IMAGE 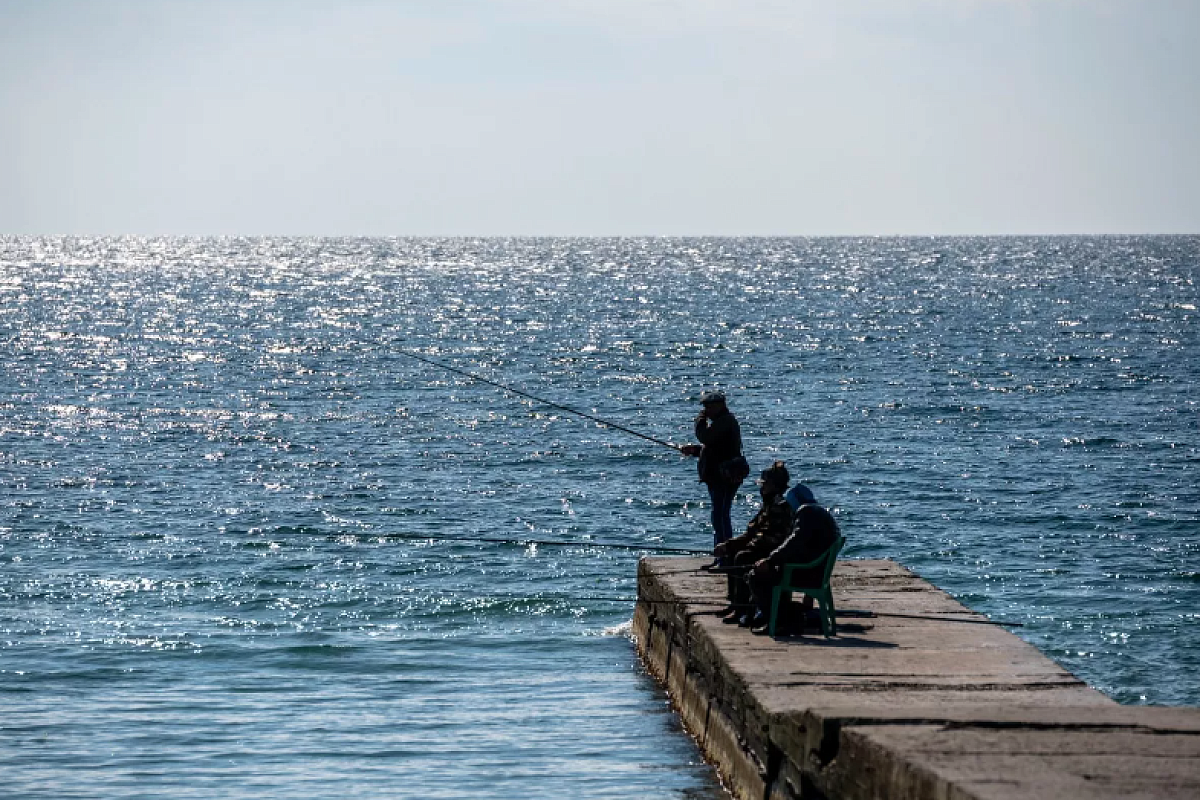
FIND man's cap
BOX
[699,389,726,404]
[785,483,816,509]
[759,461,789,487]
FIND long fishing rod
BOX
[844,610,1024,628]
[430,590,718,605]
[379,530,709,555]
[398,348,684,453]
[373,530,709,556]
[397,590,1026,624]
[255,526,711,556]
[388,590,1026,623]
[397,588,726,605]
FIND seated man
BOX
[714,461,793,625]
[746,485,840,634]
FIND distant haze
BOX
[2,0,1197,236]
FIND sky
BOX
[1,0,1198,236]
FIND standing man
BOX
[680,390,745,561]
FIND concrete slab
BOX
[634,557,1200,800]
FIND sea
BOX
[1,236,1197,799]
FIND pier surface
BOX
[634,557,1200,800]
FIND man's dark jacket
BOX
[694,407,742,485]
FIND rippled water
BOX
[2,236,1197,797]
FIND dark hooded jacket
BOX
[765,502,840,584]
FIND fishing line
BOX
[397,347,684,452]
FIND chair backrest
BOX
[785,484,816,511]
[820,536,846,587]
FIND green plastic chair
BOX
[768,536,845,638]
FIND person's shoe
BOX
[741,612,765,629]
[715,605,736,617]
[720,608,741,624]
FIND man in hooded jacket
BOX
[747,486,840,634]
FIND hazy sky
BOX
[2,0,1197,235]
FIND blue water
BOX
[2,236,1197,798]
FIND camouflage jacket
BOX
[724,495,793,559]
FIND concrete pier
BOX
[634,557,1200,800]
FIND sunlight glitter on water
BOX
[1,235,1197,798]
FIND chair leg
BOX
[769,587,782,637]
[820,592,836,637]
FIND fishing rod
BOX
[641,603,1023,627]
[371,530,709,556]
[430,590,721,605]
[252,526,710,556]
[671,603,1024,628]
[389,590,1026,623]
[397,348,684,453]
[842,610,1024,628]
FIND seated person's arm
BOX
[754,530,798,574]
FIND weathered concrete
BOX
[634,557,1200,800]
